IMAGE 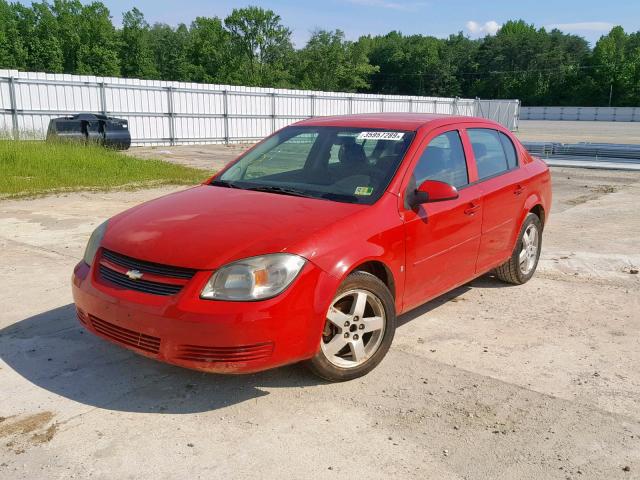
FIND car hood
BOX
[102,185,366,270]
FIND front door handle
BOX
[514,184,525,196]
[464,203,481,216]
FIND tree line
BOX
[1,1,639,106]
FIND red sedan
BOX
[72,114,551,381]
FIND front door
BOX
[402,128,483,310]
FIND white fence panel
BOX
[521,106,640,122]
[0,69,520,145]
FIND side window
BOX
[467,129,509,180]
[413,130,468,188]
[244,132,318,179]
[499,132,518,169]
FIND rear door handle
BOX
[464,203,481,216]
[514,185,525,196]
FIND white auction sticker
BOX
[357,131,405,141]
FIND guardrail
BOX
[522,141,640,171]
[0,69,520,146]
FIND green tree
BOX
[186,16,236,83]
[51,0,81,72]
[119,7,157,79]
[50,0,119,76]
[588,26,640,106]
[224,6,293,86]
[295,29,377,91]
[76,2,120,76]
[12,2,63,73]
[364,31,451,96]
[150,23,191,81]
[469,20,590,105]
[0,1,27,69]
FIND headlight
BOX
[83,220,108,266]
[201,254,306,301]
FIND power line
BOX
[372,64,605,79]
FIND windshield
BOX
[215,126,415,204]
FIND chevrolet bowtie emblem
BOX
[125,269,144,280]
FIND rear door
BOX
[401,127,483,310]
[464,128,529,272]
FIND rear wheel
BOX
[306,271,396,382]
[494,212,542,285]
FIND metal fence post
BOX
[453,97,459,115]
[8,76,19,140]
[271,92,276,133]
[310,95,315,117]
[349,96,353,114]
[99,82,108,116]
[222,90,230,144]
[166,86,176,146]
[408,98,413,113]
[379,97,384,113]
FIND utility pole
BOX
[608,83,613,107]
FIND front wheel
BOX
[494,212,543,285]
[306,271,396,382]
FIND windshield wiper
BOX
[245,185,316,198]
[321,192,360,203]
[210,179,242,189]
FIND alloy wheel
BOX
[519,223,539,275]
[321,289,386,368]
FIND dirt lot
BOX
[1,161,639,479]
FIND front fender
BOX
[294,194,406,314]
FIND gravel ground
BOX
[0,165,639,479]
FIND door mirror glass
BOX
[412,180,459,207]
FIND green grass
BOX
[0,140,206,198]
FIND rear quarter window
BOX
[499,132,518,169]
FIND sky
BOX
[95,0,639,46]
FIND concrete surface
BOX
[543,158,640,171]
[1,168,639,479]
[125,143,248,173]
[516,120,640,145]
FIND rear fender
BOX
[510,192,544,250]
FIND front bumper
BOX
[71,257,337,373]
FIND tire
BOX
[494,212,543,285]
[306,271,396,382]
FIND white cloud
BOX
[465,20,501,37]
[546,22,615,33]
[346,0,428,11]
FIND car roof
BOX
[294,113,500,131]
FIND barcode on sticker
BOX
[357,131,405,141]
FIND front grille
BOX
[175,342,274,363]
[90,315,161,354]
[99,265,183,296]
[102,249,196,279]
[76,308,88,326]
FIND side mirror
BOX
[411,180,459,207]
